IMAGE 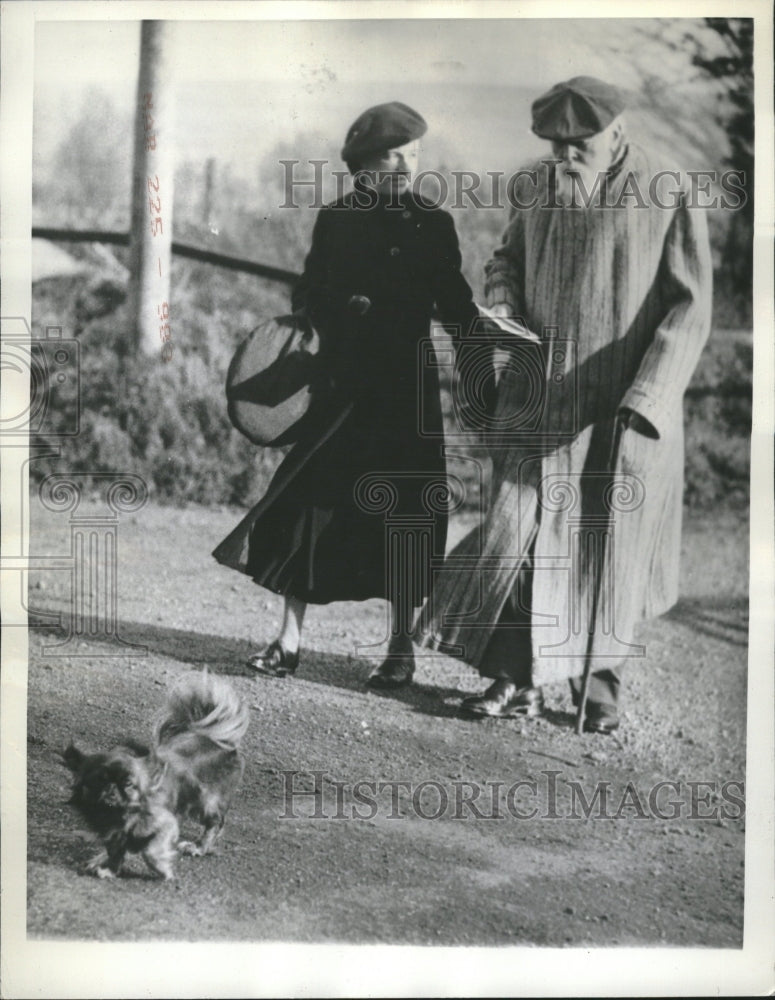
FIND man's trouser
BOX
[478,550,622,707]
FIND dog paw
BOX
[177,840,203,857]
[88,865,116,879]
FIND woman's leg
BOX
[279,594,307,653]
[366,599,415,689]
[387,599,414,656]
[247,594,307,676]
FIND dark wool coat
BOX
[213,185,478,605]
[418,144,713,684]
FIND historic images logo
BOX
[278,159,748,212]
[1,318,148,655]
[279,770,746,823]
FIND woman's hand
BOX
[486,303,514,320]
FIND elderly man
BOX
[420,77,712,734]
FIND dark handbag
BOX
[226,313,322,447]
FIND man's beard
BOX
[553,162,606,207]
[552,132,626,207]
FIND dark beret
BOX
[531,76,626,142]
[341,101,427,168]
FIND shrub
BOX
[31,228,750,514]
[31,285,287,507]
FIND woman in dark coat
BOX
[214,102,479,688]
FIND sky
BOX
[34,15,729,184]
[34,17,676,92]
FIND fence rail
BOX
[30,225,752,409]
[32,226,299,286]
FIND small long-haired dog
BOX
[60,671,250,881]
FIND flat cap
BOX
[341,101,427,167]
[531,76,626,141]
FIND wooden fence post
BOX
[202,157,216,231]
[127,20,175,360]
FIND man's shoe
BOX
[460,680,544,719]
[582,702,620,735]
[247,640,299,678]
[366,656,415,690]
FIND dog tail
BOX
[155,671,249,752]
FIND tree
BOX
[50,88,132,227]
[691,18,753,297]
[620,17,753,311]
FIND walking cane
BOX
[575,631,596,735]
[576,417,624,734]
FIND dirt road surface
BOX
[25,499,747,947]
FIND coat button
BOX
[390,246,400,256]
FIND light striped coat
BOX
[419,143,713,685]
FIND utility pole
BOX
[127,21,175,360]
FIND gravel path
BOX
[25,499,747,947]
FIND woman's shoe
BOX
[247,640,299,678]
[366,655,415,689]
